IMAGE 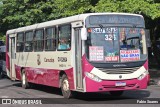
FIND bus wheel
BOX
[109,91,124,96]
[0,71,4,79]
[21,70,29,89]
[61,74,72,98]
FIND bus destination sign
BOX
[89,15,144,26]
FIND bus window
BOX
[34,29,44,51]
[58,25,71,50]
[25,31,33,52]
[45,27,56,51]
[17,33,24,52]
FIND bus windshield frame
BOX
[85,27,147,63]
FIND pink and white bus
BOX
[6,13,150,98]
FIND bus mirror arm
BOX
[81,28,87,40]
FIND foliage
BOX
[0,0,92,34]
[0,33,5,42]
[0,1,2,15]
[93,0,160,20]
[48,0,92,19]
[0,1,4,41]
[1,0,54,29]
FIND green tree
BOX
[0,0,92,35]
[93,0,160,19]
[0,0,4,41]
[1,0,54,29]
[47,0,92,20]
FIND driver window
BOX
[58,24,71,50]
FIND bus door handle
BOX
[63,52,68,54]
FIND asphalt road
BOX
[0,78,160,107]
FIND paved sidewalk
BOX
[149,68,160,86]
[148,55,160,86]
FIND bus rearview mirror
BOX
[81,28,87,40]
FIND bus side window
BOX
[45,27,56,51]
[17,33,24,52]
[58,24,71,50]
[25,31,33,52]
[34,29,44,52]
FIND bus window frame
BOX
[45,26,57,51]
[16,32,24,52]
[24,30,34,52]
[57,24,71,51]
[34,29,45,52]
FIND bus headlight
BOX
[85,72,102,82]
[137,71,148,80]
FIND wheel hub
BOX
[63,79,69,91]
[22,73,26,85]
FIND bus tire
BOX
[21,70,29,89]
[61,74,72,98]
[109,91,124,96]
[0,71,4,79]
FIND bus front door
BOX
[74,28,83,90]
[9,36,16,80]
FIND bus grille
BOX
[98,67,140,74]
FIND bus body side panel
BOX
[6,35,10,77]
[14,51,75,90]
[144,60,150,84]
[15,65,74,89]
[82,54,149,92]
[82,54,94,80]
[15,65,21,80]
[6,51,10,76]
[63,68,74,90]
[26,67,60,87]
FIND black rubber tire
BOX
[109,91,124,96]
[21,69,29,89]
[61,74,72,98]
[0,71,4,79]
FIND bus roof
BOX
[6,13,143,34]
[6,29,17,35]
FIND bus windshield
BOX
[86,27,147,63]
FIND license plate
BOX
[115,82,126,86]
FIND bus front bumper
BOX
[85,74,149,92]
